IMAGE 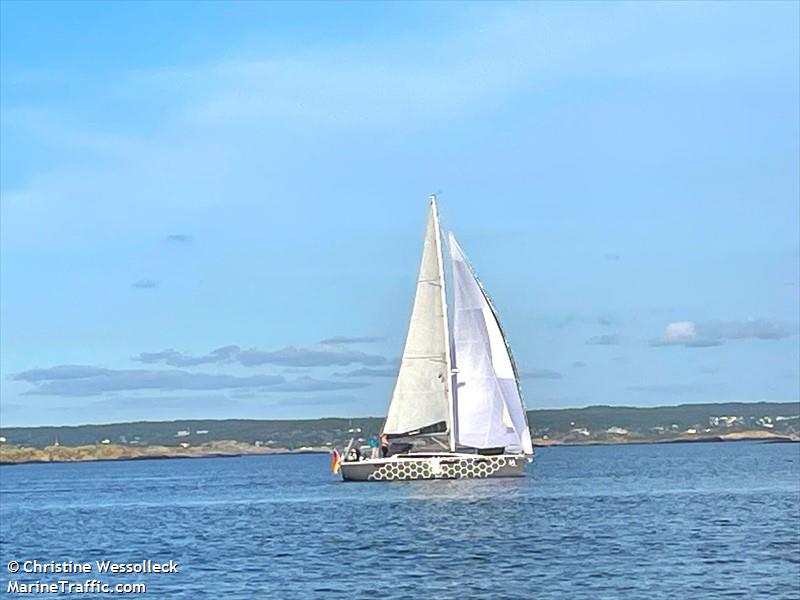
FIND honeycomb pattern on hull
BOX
[367,456,515,481]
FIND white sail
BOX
[449,233,533,454]
[383,198,452,437]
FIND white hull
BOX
[339,453,530,482]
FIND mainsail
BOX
[449,233,533,454]
[383,198,453,439]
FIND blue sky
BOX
[1,1,798,427]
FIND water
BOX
[1,442,798,599]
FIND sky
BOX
[1,1,798,427]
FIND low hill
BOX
[1,401,797,450]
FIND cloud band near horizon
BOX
[11,365,369,397]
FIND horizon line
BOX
[1,399,798,431]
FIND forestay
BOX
[449,234,533,454]
[383,199,452,437]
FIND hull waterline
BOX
[339,453,530,482]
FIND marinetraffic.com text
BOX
[4,559,180,595]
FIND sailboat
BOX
[339,196,533,481]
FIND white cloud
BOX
[651,319,797,347]
[12,365,370,396]
[664,321,698,343]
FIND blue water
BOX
[1,442,798,599]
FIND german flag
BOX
[331,449,341,474]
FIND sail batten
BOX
[382,198,452,438]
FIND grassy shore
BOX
[1,429,796,465]
[0,440,330,465]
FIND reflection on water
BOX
[1,442,798,599]
[399,473,529,501]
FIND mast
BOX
[430,195,456,452]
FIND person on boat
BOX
[380,433,389,458]
[368,436,379,459]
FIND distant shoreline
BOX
[1,402,797,464]
[531,433,800,447]
[1,432,797,466]
[0,449,332,466]
[0,442,331,467]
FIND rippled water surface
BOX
[1,442,798,599]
